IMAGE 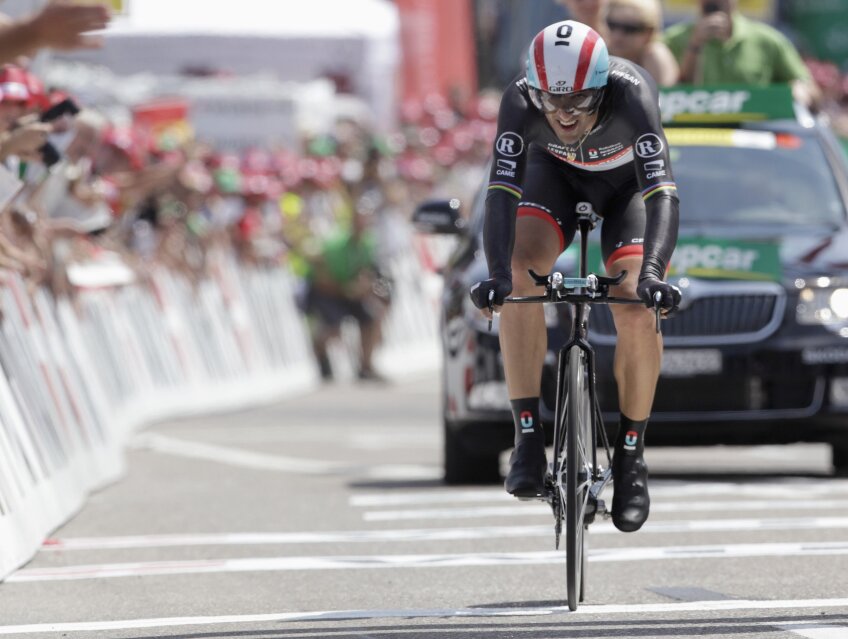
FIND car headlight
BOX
[796,286,848,325]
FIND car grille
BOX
[590,291,784,344]
[594,351,822,415]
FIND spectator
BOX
[663,0,820,107]
[606,0,678,86]
[0,1,110,64]
[556,0,610,40]
[303,201,389,382]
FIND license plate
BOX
[661,349,722,377]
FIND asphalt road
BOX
[1,371,847,638]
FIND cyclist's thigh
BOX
[599,188,646,282]
[517,148,581,261]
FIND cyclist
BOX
[470,20,680,533]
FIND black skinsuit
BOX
[484,57,679,280]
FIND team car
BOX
[415,87,848,483]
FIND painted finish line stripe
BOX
[42,517,848,551]
[132,433,439,480]
[10,541,848,582]
[778,624,848,639]
[350,480,848,506]
[1,600,848,635]
[363,499,848,521]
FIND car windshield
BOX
[668,128,846,228]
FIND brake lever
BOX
[654,291,663,334]
[487,289,495,332]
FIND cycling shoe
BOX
[611,452,650,532]
[505,438,547,498]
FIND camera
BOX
[38,97,80,167]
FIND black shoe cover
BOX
[505,438,547,498]
[612,452,650,532]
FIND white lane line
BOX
[131,433,439,479]
[362,499,848,521]
[777,625,848,639]
[41,517,848,551]
[1,599,848,635]
[9,542,848,582]
[350,481,848,506]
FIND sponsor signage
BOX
[670,238,782,281]
[659,85,795,123]
[580,237,782,282]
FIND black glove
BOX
[470,276,512,310]
[636,278,681,313]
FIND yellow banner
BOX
[72,0,127,15]
[662,0,774,20]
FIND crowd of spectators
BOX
[0,1,499,382]
[3,0,848,384]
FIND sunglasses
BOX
[528,87,604,114]
[606,19,651,35]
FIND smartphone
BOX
[39,98,81,123]
[703,1,722,13]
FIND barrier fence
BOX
[0,249,440,580]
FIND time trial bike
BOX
[500,201,668,611]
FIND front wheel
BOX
[565,346,593,610]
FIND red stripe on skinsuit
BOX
[518,206,565,252]
[573,30,598,91]
[534,32,548,90]
[605,245,644,274]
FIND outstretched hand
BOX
[27,1,112,52]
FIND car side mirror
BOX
[412,198,466,235]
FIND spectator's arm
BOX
[643,41,680,87]
[768,32,822,109]
[0,1,110,62]
[0,122,52,162]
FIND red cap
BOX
[24,71,49,110]
[0,66,30,104]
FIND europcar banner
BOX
[585,238,782,281]
[659,85,796,124]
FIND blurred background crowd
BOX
[0,0,847,381]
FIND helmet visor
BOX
[529,87,604,114]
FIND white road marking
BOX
[1,599,847,634]
[10,542,848,582]
[132,433,439,479]
[349,480,848,507]
[41,517,848,551]
[777,624,848,639]
[362,499,848,521]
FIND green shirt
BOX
[316,228,376,286]
[664,13,811,85]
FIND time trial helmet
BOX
[525,21,609,95]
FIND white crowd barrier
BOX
[0,248,441,580]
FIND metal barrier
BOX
[0,248,440,580]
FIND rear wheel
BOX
[443,420,502,484]
[565,346,592,611]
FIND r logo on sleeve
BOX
[496,132,524,157]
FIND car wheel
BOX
[832,439,848,477]
[444,420,502,484]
